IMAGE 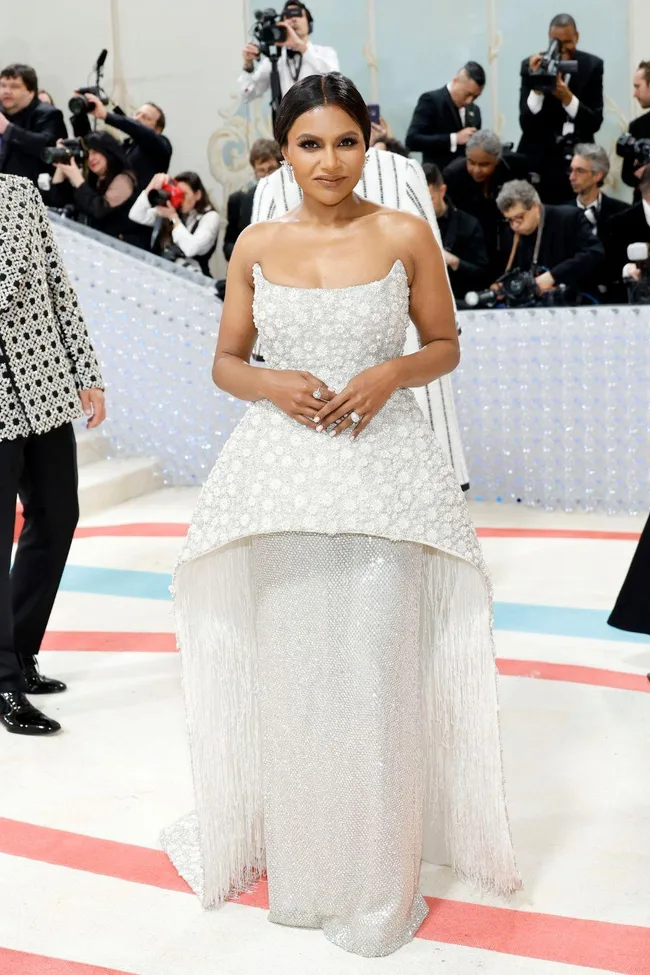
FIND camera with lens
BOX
[252,8,288,56]
[616,133,650,169]
[465,269,570,309]
[521,38,578,93]
[624,242,650,304]
[41,138,86,166]
[68,86,109,117]
[147,178,185,209]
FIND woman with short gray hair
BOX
[443,132,531,280]
[496,179,541,213]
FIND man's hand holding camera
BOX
[79,90,109,120]
[535,271,555,292]
[551,75,573,107]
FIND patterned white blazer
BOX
[251,148,469,488]
[0,175,103,441]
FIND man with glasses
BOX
[494,179,604,299]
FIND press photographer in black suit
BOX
[621,62,650,200]
[405,62,485,170]
[604,169,650,302]
[518,14,604,203]
[0,64,67,185]
[223,139,282,261]
[443,130,530,282]
[423,163,489,299]
[495,180,604,299]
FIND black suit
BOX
[566,194,629,299]
[518,50,604,203]
[499,205,604,293]
[0,96,67,186]
[443,153,531,281]
[621,112,650,200]
[437,202,489,298]
[405,87,481,170]
[223,185,256,261]
[603,202,650,302]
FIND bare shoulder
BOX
[373,206,430,239]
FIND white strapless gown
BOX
[162,260,520,957]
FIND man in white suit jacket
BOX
[251,146,470,489]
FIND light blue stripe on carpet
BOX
[59,565,650,644]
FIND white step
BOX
[75,429,110,468]
[78,457,159,517]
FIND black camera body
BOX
[616,133,650,169]
[521,39,578,93]
[465,269,571,309]
[69,86,109,118]
[42,138,86,166]
[253,9,289,56]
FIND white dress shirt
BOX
[238,43,340,103]
[447,83,466,155]
[527,78,579,136]
[129,190,220,258]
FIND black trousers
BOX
[608,512,650,638]
[0,423,79,691]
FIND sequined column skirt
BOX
[251,531,428,957]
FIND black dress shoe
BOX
[0,691,61,735]
[20,655,67,694]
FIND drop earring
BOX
[284,160,294,183]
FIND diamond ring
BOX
[312,388,323,401]
[350,411,362,424]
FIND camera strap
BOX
[286,49,303,81]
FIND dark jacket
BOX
[603,202,650,301]
[223,185,256,261]
[517,50,604,201]
[49,173,141,247]
[566,194,629,299]
[499,204,605,292]
[74,109,172,192]
[621,112,650,198]
[0,96,67,185]
[437,202,490,297]
[443,153,530,281]
[405,87,482,169]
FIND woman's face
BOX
[177,181,201,214]
[466,148,498,184]
[87,149,108,178]
[283,104,366,206]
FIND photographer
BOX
[424,163,489,299]
[48,131,140,245]
[405,62,485,170]
[443,130,530,282]
[568,144,628,238]
[130,171,219,276]
[74,93,172,192]
[518,14,603,204]
[239,3,339,104]
[224,139,282,261]
[495,179,604,299]
[0,64,67,185]
[605,169,650,302]
[621,62,650,199]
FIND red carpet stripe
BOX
[2,819,649,973]
[0,948,136,975]
[417,897,650,974]
[13,513,645,544]
[40,632,650,693]
[476,527,641,541]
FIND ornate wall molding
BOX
[486,0,504,136]
[363,0,379,103]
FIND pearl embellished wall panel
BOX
[52,218,247,486]
[454,307,650,515]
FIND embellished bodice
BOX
[252,260,410,391]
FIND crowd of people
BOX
[1,5,650,302]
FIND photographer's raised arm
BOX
[238,57,273,103]
[2,107,67,159]
[573,61,604,134]
[104,112,170,168]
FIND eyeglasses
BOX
[505,211,529,227]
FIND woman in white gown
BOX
[162,74,520,957]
